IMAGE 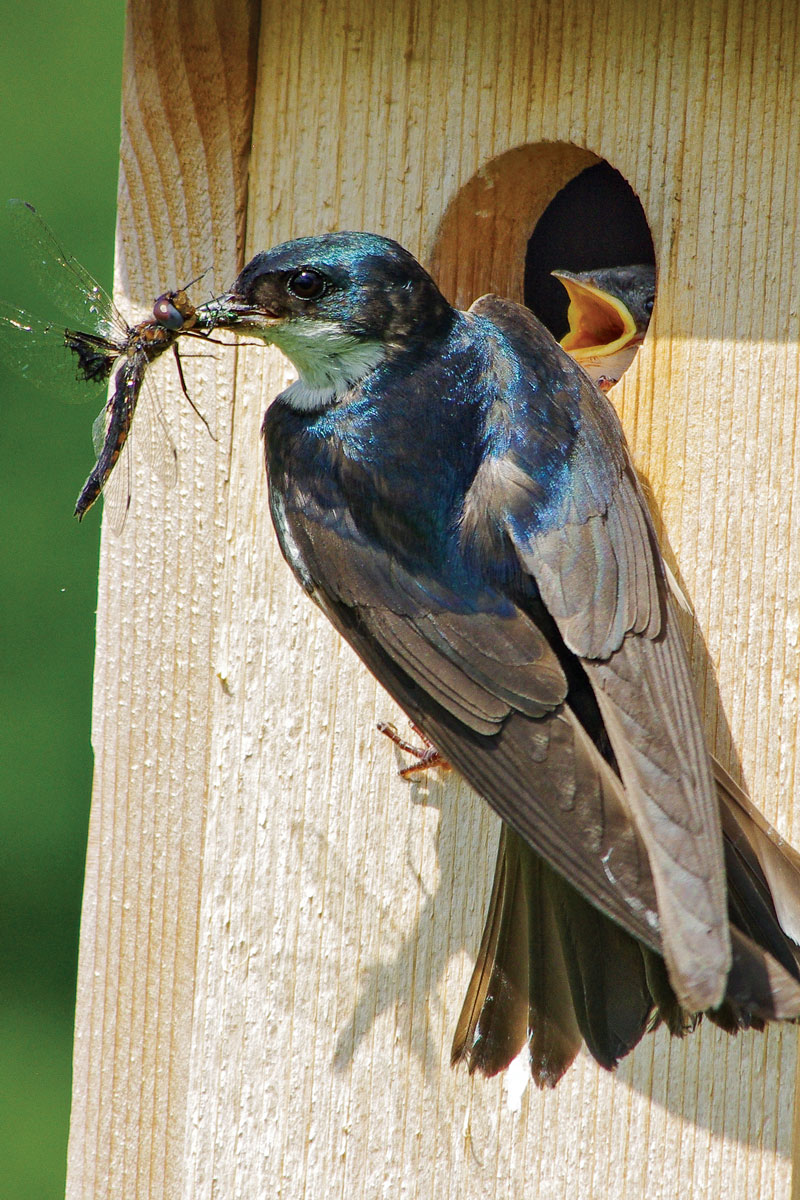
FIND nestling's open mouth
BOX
[552,270,640,360]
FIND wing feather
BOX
[469,294,729,1008]
[316,589,663,950]
[365,608,509,733]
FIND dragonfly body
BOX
[68,288,201,523]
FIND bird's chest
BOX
[264,396,479,576]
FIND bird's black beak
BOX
[199,291,284,337]
[551,270,640,362]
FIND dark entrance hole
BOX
[524,161,656,341]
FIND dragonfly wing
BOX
[99,436,133,535]
[0,301,110,404]
[137,364,179,488]
[91,406,107,458]
[5,200,124,339]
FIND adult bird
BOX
[552,263,655,390]
[211,233,800,1086]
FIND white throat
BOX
[270,318,386,411]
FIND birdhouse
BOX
[67,3,800,1198]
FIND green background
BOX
[0,4,125,1195]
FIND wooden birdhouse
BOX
[67,3,800,1198]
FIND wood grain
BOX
[65,4,259,1198]
[69,1,800,1197]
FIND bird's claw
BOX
[377,721,451,777]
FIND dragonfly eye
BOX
[153,294,185,329]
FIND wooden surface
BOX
[67,1,800,1198]
[65,4,260,1198]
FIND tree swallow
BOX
[211,234,800,1086]
[552,264,655,390]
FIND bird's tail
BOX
[451,760,800,1086]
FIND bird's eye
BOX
[643,295,655,317]
[288,269,327,300]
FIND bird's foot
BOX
[377,721,452,777]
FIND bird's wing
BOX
[279,494,662,951]
[463,295,729,1009]
[714,756,800,950]
[300,520,800,1023]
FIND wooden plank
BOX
[69,0,800,1197]
[192,2,800,1197]
[65,3,259,1198]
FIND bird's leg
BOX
[377,721,452,778]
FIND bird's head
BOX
[551,264,655,389]
[211,232,454,410]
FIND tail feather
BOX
[451,825,531,1076]
[545,865,653,1069]
[453,759,800,1083]
[714,757,800,948]
[452,827,582,1086]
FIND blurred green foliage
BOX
[0,3,125,1195]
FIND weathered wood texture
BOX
[68,1,800,1198]
[65,3,260,1198]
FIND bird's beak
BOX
[551,271,641,363]
[201,292,284,337]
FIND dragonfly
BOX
[0,200,223,532]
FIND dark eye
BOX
[288,268,327,300]
[153,294,185,329]
[643,294,655,317]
